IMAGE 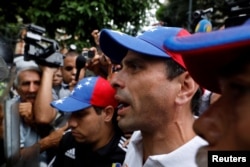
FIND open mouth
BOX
[117,102,129,110]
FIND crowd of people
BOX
[0,15,250,167]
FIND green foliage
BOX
[156,0,190,28]
[0,0,160,51]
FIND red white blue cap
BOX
[163,21,250,93]
[51,76,117,112]
[99,26,191,69]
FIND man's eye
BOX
[21,82,30,86]
[127,62,140,70]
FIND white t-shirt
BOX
[123,130,207,167]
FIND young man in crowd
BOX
[99,27,207,166]
[50,76,126,167]
[164,22,250,167]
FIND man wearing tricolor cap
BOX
[164,22,250,166]
[99,26,207,167]
[50,76,126,167]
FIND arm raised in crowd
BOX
[34,66,58,124]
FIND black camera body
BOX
[82,50,95,61]
[24,24,63,67]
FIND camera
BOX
[23,24,64,67]
[82,50,95,61]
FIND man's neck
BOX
[141,115,196,163]
[92,126,115,151]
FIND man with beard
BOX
[164,21,250,167]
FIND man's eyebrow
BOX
[122,56,145,65]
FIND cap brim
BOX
[51,96,91,113]
[164,24,250,93]
[100,29,170,63]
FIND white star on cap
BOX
[77,84,83,89]
[55,99,64,104]
[84,81,90,86]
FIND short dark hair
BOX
[92,105,124,134]
[92,106,103,115]
[63,50,79,59]
[164,58,202,114]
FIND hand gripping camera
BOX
[23,24,63,67]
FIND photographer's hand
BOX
[85,47,112,79]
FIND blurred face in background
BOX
[53,68,63,87]
[194,59,250,166]
[16,70,41,104]
[61,55,77,84]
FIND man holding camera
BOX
[34,50,84,128]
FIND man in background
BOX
[163,22,250,166]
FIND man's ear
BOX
[175,71,199,105]
[103,106,114,122]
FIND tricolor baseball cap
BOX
[163,21,250,93]
[99,26,191,69]
[51,76,117,112]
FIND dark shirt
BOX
[52,131,126,167]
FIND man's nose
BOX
[72,67,77,75]
[68,115,77,128]
[110,72,124,89]
[28,83,38,92]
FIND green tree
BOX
[0,0,161,51]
